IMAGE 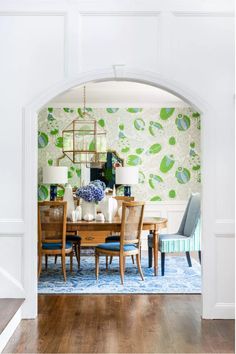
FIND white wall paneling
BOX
[0,0,234,324]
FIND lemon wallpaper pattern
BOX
[38,107,201,201]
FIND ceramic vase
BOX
[99,196,118,221]
[63,184,75,219]
[81,200,96,220]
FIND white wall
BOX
[0,0,234,320]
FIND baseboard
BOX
[0,307,22,353]
[213,302,235,319]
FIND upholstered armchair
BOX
[148,193,201,276]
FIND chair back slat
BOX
[120,202,145,247]
[38,201,67,247]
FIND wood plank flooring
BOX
[0,299,24,335]
[3,295,234,353]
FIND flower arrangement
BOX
[76,180,105,203]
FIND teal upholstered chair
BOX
[148,193,201,276]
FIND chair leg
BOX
[198,250,201,264]
[161,252,165,276]
[95,252,99,280]
[45,255,48,270]
[148,246,153,268]
[119,256,124,285]
[123,256,126,271]
[70,252,73,273]
[54,255,57,264]
[131,255,135,264]
[106,256,109,271]
[77,242,81,269]
[136,254,144,281]
[62,254,66,281]
[186,251,192,267]
[109,256,113,265]
[38,255,42,278]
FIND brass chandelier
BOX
[62,86,107,166]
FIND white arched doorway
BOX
[23,67,213,319]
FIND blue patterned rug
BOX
[38,254,201,294]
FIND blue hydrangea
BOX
[89,180,106,191]
[76,183,104,202]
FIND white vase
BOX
[81,200,96,220]
[99,196,118,221]
[63,184,75,219]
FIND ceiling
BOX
[49,81,188,107]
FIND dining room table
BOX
[67,216,168,276]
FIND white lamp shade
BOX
[43,166,68,184]
[115,167,139,185]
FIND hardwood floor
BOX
[4,295,234,353]
[0,299,24,335]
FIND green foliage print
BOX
[169,190,176,198]
[127,155,142,166]
[106,108,119,113]
[175,167,191,184]
[160,108,175,120]
[127,108,143,113]
[55,137,63,148]
[169,136,176,145]
[134,118,145,131]
[38,185,48,201]
[150,195,162,201]
[175,114,190,131]
[149,121,163,136]
[160,155,175,173]
[38,131,49,148]
[148,143,162,154]
[98,119,105,128]
[148,174,163,189]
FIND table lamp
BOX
[115,166,139,197]
[43,166,68,201]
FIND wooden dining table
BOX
[67,217,168,276]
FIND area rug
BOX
[38,255,201,294]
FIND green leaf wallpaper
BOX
[38,107,201,201]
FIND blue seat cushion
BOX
[148,233,200,253]
[66,235,81,242]
[105,235,120,243]
[42,242,73,250]
[96,242,137,252]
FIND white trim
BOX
[213,303,235,319]
[42,102,190,108]
[0,220,24,235]
[215,219,235,236]
[0,307,22,353]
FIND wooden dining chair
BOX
[105,196,135,266]
[38,201,73,281]
[95,201,145,284]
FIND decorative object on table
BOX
[148,193,201,276]
[62,86,107,166]
[76,180,105,220]
[96,213,105,222]
[83,213,95,221]
[99,192,118,221]
[63,183,75,219]
[43,166,68,201]
[75,205,82,221]
[115,166,139,197]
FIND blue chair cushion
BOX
[42,242,73,250]
[66,235,81,242]
[148,232,201,253]
[96,242,137,252]
[105,235,120,243]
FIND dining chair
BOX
[148,193,201,276]
[95,201,145,284]
[105,196,135,266]
[54,232,81,269]
[38,201,73,281]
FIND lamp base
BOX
[124,185,131,197]
[50,184,57,201]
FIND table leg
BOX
[153,229,159,276]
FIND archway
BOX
[23,67,209,319]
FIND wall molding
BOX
[215,219,235,236]
[213,302,235,319]
[79,11,161,17]
[172,11,234,17]
[0,220,24,235]
[0,11,68,77]
[0,307,22,353]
